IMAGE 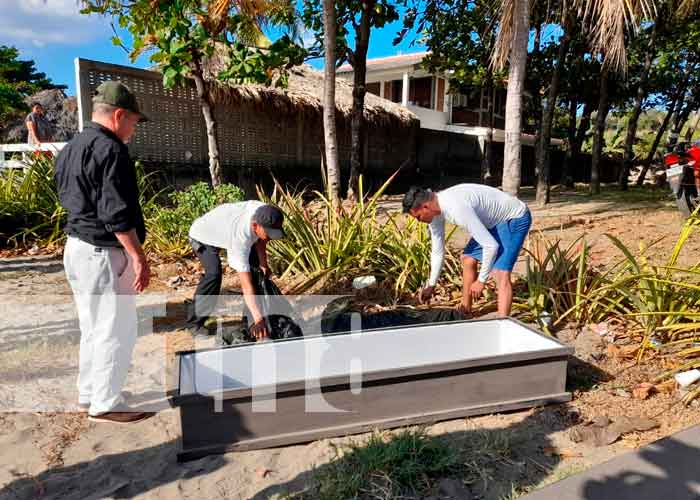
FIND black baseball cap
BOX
[92,81,149,122]
[253,204,285,240]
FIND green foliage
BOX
[81,0,306,90]
[301,0,399,65]
[146,181,245,256]
[259,174,461,299]
[0,154,65,246]
[303,428,461,500]
[0,45,64,122]
[398,0,505,96]
[374,215,462,296]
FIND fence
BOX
[0,143,66,169]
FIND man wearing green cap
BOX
[54,81,152,424]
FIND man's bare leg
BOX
[493,270,513,317]
[460,256,478,314]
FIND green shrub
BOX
[146,181,245,256]
[0,154,65,247]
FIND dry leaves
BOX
[543,447,583,458]
[607,344,639,360]
[632,383,657,400]
[654,379,677,394]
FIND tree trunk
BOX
[684,113,700,142]
[502,0,530,196]
[535,17,571,204]
[635,99,677,186]
[562,97,578,188]
[671,93,699,139]
[322,0,341,205]
[591,67,610,195]
[346,3,373,201]
[530,22,543,143]
[191,59,222,187]
[620,21,659,190]
[482,75,495,184]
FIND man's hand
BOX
[114,229,149,293]
[132,253,150,293]
[250,318,270,340]
[456,299,472,316]
[260,266,272,279]
[419,285,435,304]
[470,281,485,300]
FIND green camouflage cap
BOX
[92,81,149,122]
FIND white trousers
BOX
[63,237,137,415]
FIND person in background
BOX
[25,102,54,146]
[187,202,286,341]
[403,184,532,317]
[54,81,152,424]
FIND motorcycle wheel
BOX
[677,182,698,217]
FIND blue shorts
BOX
[463,209,532,272]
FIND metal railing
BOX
[0,143,67,169]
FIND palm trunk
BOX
[536,17,571,204]
[346,2,373,201]
[502,0,530,196]
[591,67,610,195]
[562,97,578,188]
[620,21,659,190]
[635,99,677,186]
[191,58,222,187]
[322,0,341,205]
[482,75,495,184]
[530,22,543,141]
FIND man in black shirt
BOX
[55,81,152,424]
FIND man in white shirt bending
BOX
[403,184,531,317]
[187,202,285,340]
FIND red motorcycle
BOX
[663,141,700,217]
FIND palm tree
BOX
[492,0,656,197]
[322,0,341,206]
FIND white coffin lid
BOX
[179,319,565,396]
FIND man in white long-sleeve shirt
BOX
[403,184,531,317]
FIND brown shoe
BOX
[88,411,155,424]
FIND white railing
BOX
[0,143,67,169]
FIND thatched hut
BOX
[75,58,419,189]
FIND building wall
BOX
[76,58,416,193]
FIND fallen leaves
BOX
[654,379,677,394]
[632,383,657,400]
[607,344,639,361]
[543,447,583,458]
[569,415,659,447]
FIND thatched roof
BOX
[203,62,418,128]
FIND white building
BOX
[338,52,561,148]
